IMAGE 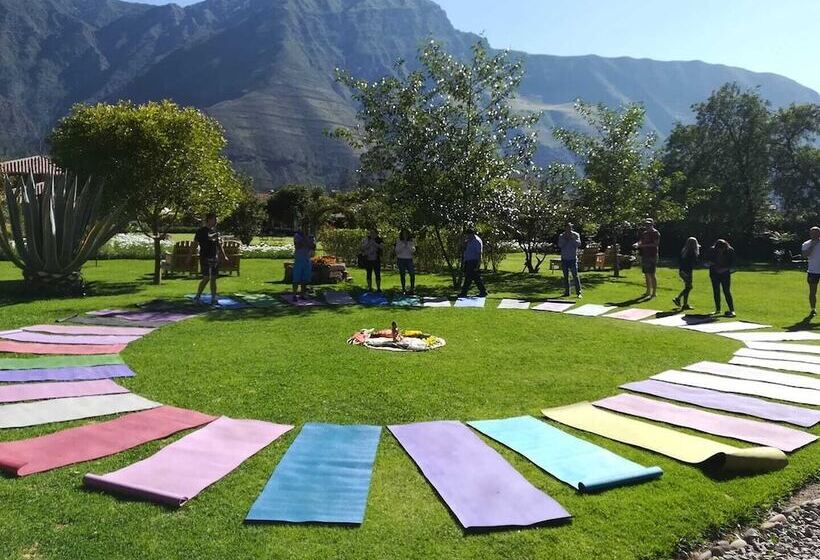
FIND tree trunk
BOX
[613,242,622,278]
[434,226,461,289]
[152,236,163,285]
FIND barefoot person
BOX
[673,237,699,310]
[361,229,384,293]
[634,218,660,299]
[708,239,736,317]
[395,229,416,295]
[803,226,820,317]
[192,213,227,305]
[557,222,582,298]
[292,226,316,300]
[458,229,487,298]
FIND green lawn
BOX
[0,257,818,560]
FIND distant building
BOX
[0,155,64,193]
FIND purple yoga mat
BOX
[388,421,571,529]
[623,379,820,428]
[110,311,197,323]
[0,364,135,383]
[84,417,293,506]
[0,331,141,346]
[0,379,128,403]
[595,394,816,453]
[23,325,154,336]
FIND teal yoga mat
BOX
[245,423,381,524]
[0,354,124,371]
[468,415,663,492]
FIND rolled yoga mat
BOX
[542,402,787,474]
[682,321,770,334]
[497,299,530,310]
[745,341,820,355]
[0,354,124,371]
[622,379,820,428]
[246,423,381,524]
[468,415,662,492]
[63,315,172,329]
[84,416,293,506]
[0,364,135,383]
[730,356,820,375]
[0,341,127,355]
[532,301,575,313]
[564,304,615,317]
[0,393,160,429]
[388,420,571,529]
[0,379,128,404]
[1,331,141,346]
[454,297,486,308]
[0,406,215,476]
[652,370,820,407]
[604,308,659,321]
[684,361,820,391]
[23,324,154,337]
[594,394,816,453]
[736,347,820,365]
[718,331,820,343]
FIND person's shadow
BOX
[784,315,820,331]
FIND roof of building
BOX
[0,155,63,176]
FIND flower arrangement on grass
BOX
[347,322,446,352]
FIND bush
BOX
[93,233,293,260]
[319,227,453,272]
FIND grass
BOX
[0,256,818,560]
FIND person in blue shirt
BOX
[458,229,487,298]
[292,227,316,300]
[557,222,582,298]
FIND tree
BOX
[333,40,540,287]
[223,177,266,245]
[769,104,820,225]
[266,185,335,234]
[554,101,682,275]
[50,100,243,284]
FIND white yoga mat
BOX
[745,342,820,355]
[683,321,770,334]
[497,299,530,310]
[653,370,820,407]
[719,331,820,343]
[0,394,160,429]
[736,347,820,365]
[730,356,820,375]
[643,314,712,327]
[683,361,820,391]
[564,304,615,317]
[532,301,575,313]
[423,297,452,308]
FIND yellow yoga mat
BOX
[542,403,787,474]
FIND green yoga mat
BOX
[0,354,124,371]
[234,293,284,308]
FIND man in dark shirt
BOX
[191,213,227,305]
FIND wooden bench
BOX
[221,240,241,276]
[162,241,199,277]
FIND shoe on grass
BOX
[724,311,736,318]
[576,293,583,299]
[682,304,693,310]
[811,309,817,317]
[672,296,681,307]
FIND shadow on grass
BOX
[783,315,820,332]
[0,279,145,307]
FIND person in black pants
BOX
[673,237,699,310]
[360,229,384,292]
[191,213,227,305]
[458,229,487,297]
[707,239,736,317]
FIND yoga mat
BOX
[746,341,820,355]
[0,393,160,429]
[454,297,486,308]
[564,304,615,317]
[497,299,530,310]
[643,314,716,327]
[684,361,820,391]
[23,325,153,336]
[84,417,293,506]
[358,292,389,306]
[107,311,198,323]
[0,340,127,355]
[543,402,787,474]
[64,315,171,329]
[423,297,452,308]
[0,331,141,346]
[0,354,124,370]
[594,394,816,453]
[730,356,820,375]
[468,416,662,492]
[719,331,820,343]
[0,379,128,404]
[391,295,422,307]
[604,308,659,321]
[185,294,248,309]
[0,364,135,383]
[281,294,323,307]
[682,321,770,333]
[388,421,571,529]
[234,293,284,308]
[532,301,575,313]
[323,291,356,305]
[622,379,820,428]
[736,347,820,365]
[652,370,820,407]
[0,406,215,476]
[245,423,381,524]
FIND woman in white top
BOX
[395,229,416,294]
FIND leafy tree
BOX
[266,185,335,234]
[223,177,266,245]
[769,104,820,225]
[50,100,243,284]
[333,40,540,287]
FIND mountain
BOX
[0,0,817,189]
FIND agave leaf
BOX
[2,176,32,265]
[0,196,26,270]
[52,173,67,257]
[20,174,44,269]
[40,177,60,272]
[60,175,79,265]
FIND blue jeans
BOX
[561,259,581,295]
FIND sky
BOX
[136,0,820,93]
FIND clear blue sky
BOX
[136,0,820,93]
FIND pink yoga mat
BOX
[84,417,293,506]
[0,341,127,355]
[0,379,128,404]
[23,325,154,336]
[1,331,141,346]
[605,308,659,321]
[0,406,215,476]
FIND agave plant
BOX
[0,173,122,294]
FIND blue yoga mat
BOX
[468,416,662,492]
[454,297,485,308]
[358,292,389,306]
[245,423,381,524]
[391,295,422,307]
[185,294,248,309]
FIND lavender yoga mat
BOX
[1,331,141,346]
[84,417,293,507]
[23,324,154,336]
[0,364,135,383]
[622,379,820,428]
[0,341,127,355]
[107,311,198,323]
[0,380,128,404]
[595,394,816,453]
[388,421,571,529]
[64,315,171,329]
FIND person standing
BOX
[360,229,384,293]
[395,229,416,295]
[673,237,699,310]
[557,222,582,298]
[633,218,660,299]
[708,239,736,317]
[458,229,487,298]
[291,227,316,300]
[192,213,227,305]
[802,226,820,317]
